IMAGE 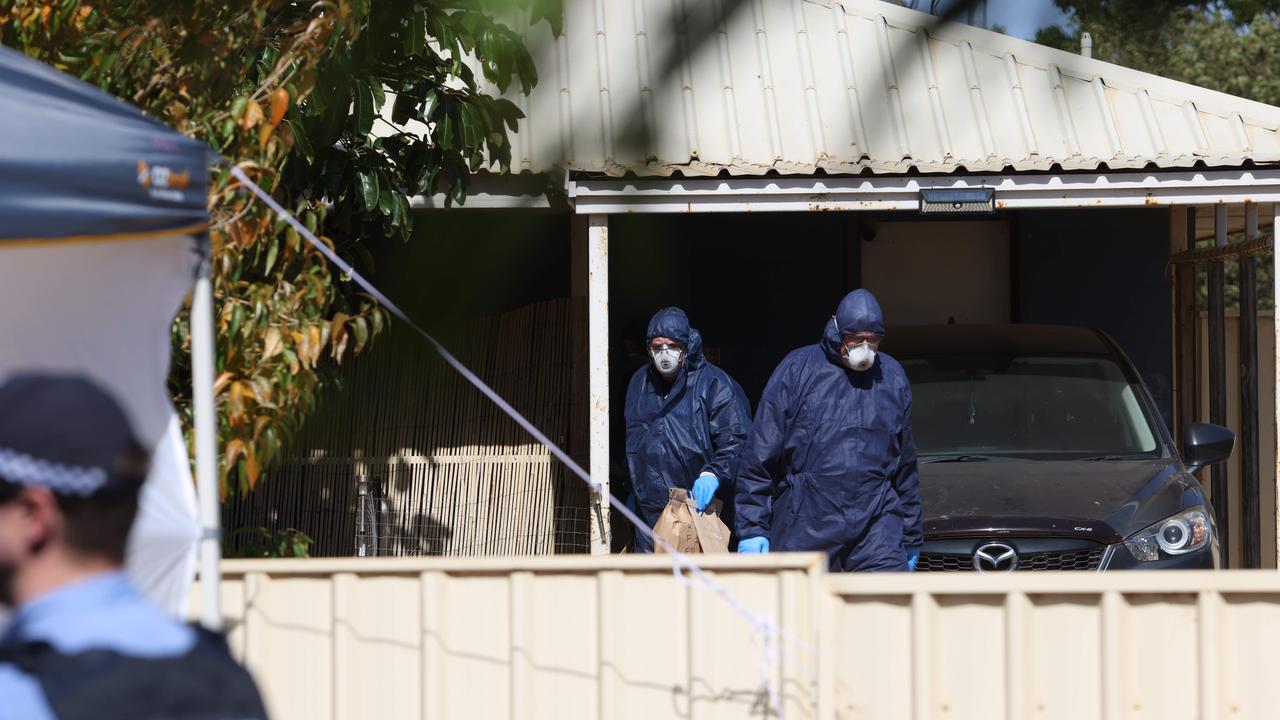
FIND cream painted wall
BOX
[860,220,1011,327]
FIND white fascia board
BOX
[410,173,553,210]
[568,169,1280,213]
[411,192,551,210]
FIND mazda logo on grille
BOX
[973,542,1018,573]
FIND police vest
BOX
[0,625,267,720]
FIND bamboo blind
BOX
[223,298,592,557]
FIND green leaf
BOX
[495,98,524,132]
[388,189,402,227]
[377,183,395,217]
[408,8,427,56]
[391,91,417,126]
[230,304,245,339]
[429,15,455,56]
[531,0,565,37]
[514,47,539,96]
[264,238,279,274]
[324,151,350,197]
[354,81,374,136]
[287,119,314,164]
[358,172,379,211]
[461,103,484,148]
[396,193,410,231]
[440,110,455,149]
[422,89,440,122]
[352,316,370,353]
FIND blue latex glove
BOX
[739,537,770,554]
[692,472,719,512]
[906,546,921,572]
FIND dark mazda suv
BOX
[883,325,1235,572]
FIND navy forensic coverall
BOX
[735,290,923,571]
[624,308,752,553]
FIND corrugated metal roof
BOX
[479,0,1280,177]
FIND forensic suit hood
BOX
[834,289,886,338]
[646,307,694,347]
[625,310,751,552]
[736,290,923,571]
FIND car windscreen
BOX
[899,354,1161,460]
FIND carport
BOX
[453,0,1280,565]
[318,0,1280,565]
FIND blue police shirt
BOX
[0,571,196,720]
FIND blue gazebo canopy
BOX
[0,44,210,243]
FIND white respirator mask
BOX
[842,342,876,372]
[834,317,877,372]
[650,346,684,379]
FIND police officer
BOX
[0,374,267,720]
[624,308,752,552]
[735,290,923,571]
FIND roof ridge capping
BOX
[821,0,1280,130]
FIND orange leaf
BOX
[241,99,264,131]
[269,87,290,128]
[329,313,349,359]
[262,327,283,361]
[257,123,274,151]
[245,446,261,490]
[308,325,323,367]
[228,381,247,420]
[212,372,234,397]
[223,439,246,474]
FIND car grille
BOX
[918,547,1106,572]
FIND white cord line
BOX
[225,163,813,714]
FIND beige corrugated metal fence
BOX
[194,557,1280,720]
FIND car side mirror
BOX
[1182,422,1235,474]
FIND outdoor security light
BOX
[919,188,996,215]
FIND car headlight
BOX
[1124,507,1211,562]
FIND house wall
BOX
[860,219,1012,326]
[367,209,571,325]
[608,213,859,405]
[1015,208,1174,424]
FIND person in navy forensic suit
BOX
[735,290,923,572]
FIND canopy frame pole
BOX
[192,257,222,629]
